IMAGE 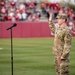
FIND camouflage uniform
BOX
[49,14,72,75]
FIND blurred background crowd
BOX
[0,0,75,22]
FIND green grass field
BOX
[0,38,75,75]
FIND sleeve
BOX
[49,20,55,34]
[61,29,72,59]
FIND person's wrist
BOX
[49,19,52,22]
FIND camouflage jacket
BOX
[49,21,72,59]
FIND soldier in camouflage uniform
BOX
[49,13,72,75]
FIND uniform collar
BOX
[59,24,67,29]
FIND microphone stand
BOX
[7,23,17,75]
[10,28,13,75]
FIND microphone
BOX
[6,23,17,30]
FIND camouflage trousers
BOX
[54,56,69,75]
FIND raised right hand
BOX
[49,12,52,21]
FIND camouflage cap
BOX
[56,13,67,19]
